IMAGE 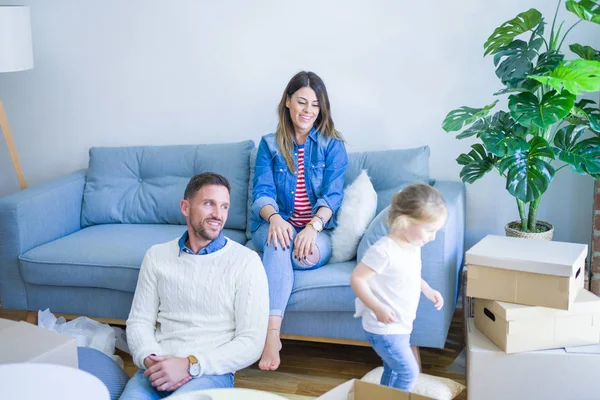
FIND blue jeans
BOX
[251,222,332,317]
[119,370,234,399]
[366,332,419,392]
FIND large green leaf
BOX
[484,9,543,56]
[566,0,600,24]
[494,79,541,95]
[498,136,556,202]
[571,99,600,132]
[493,39,542,86]
[456,119,487,139]
[553,124,589,150]
[494,86,531,96]
[531,51,565,75]
[573,137,600,174]
[456,144,495,183]
[488,110,529,138]
[508,90,576,128]
[497,51,563,95]
[588,114,600,133]
[555,125,600,173]
[481,129,531,157]
[570,43,600,61]
[442,100,498,132]
[456,110,528,140]
[529,59,600,94]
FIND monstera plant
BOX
[443,0,600,237]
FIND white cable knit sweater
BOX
[126,238,269,376]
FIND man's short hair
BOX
[184,172,231,200]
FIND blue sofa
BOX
[0,140,465,348]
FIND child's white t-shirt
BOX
[354,236,422,335]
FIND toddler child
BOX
[351,182,447,391]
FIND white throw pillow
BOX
[330,170,377,263]
[361,367,466,400]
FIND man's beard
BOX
[191,218,222,242]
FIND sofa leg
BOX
[26,311,37,325]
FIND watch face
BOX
[314,220,323,230]
[189,363,200,377]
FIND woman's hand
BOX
[294,225,318,261]
[268,214,294,250]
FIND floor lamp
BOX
[0,6,34,190]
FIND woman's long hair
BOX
[276,71,343,172]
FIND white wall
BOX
[0,0,597,249]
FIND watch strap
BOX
[187,355,198,364]
[187,355,200,377]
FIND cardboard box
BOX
[466,235,587,310]
[467,318,600,400]
[474,289,600,353]
[316,379,434,400]
[0,318,78,368]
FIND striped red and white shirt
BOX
[288,146,313,228]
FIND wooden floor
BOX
[1,307,466,399]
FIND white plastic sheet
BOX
[113,326,130,355]
[38,309,124,368]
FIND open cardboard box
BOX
[317,379,434,400]
[475,289,600,353]
[466,235,587,310]
[0,318,78,367]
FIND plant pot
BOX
[504,221,554,241]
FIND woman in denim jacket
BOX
[251,71,348,370]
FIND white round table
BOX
[171,388,289,400]
[0,363,109,400]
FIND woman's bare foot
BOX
[259,329,282,371]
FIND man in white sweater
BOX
[120,173,269,399]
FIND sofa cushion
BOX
[346,146,430,214]
[330,170,377,263]
[287,261,358,313]
[357,205,391,263]
[244,239,356,313]
[81,141,254,230]
[19,224,248,292]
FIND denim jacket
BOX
[251,128,348,232]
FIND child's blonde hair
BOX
[388,182,447,228]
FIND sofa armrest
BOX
[0,169,86,309]
[436,180,466,303]
[412,180,466,348]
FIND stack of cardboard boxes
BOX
[465,235,600,400]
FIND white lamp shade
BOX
[0,6,34,73]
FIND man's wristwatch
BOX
[307,218,324,233]
[187,355,200,377]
